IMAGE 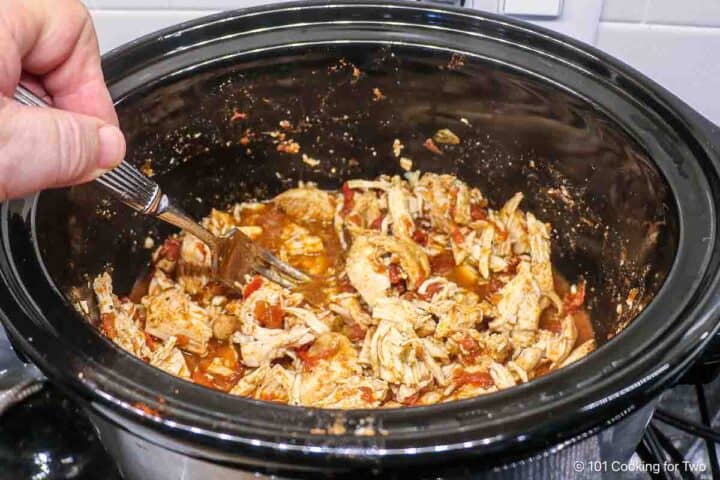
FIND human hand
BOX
[0,0,125,201]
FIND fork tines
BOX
[254,250,311,289]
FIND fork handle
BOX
[13,85,161,213]
[13,84,218,249]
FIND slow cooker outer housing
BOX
[2,1,720,475]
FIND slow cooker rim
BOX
[1,0,720,464]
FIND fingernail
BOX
[92,168,112,179]
[97,125,125,169]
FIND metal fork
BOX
[13,84,310,290]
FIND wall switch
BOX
[502,0,563,17]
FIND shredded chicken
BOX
[91,172,595,408]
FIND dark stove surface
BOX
[1,381,718,480]
[0,386,121,480]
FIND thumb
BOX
[0,98,125,200]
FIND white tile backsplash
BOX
[168,0,270,8]
[90,9,219,52]
[597,22,720,123]
[78,0,720,125]
[91,0,170,8]
[515,0,603,44]
[470,0,499,13]
[645,0,720,27]
[600,0,647,22]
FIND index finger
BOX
[0,0,118,125]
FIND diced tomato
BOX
[388,263,402,284]
[451,227,465,245]
[486,277,505,297]
[563,281,586,313]
[455,370,494,389]
[430,251,455,276]
[412,228,428,245]
[175,334,190,347]
[470,204,486,220]
[242,276,263,299]
[295,341,339,371]
[359,386,374,403]
[347,323,367,342]
[230,111,247,121]
[370,215,384,230]
[338,278,356,293]
[402,392,421,406]
[341,182,355,214]
[346,213,363,226]
[459,334,482,363]
[460,335,480,354]
[143,332,158,351]
[159,237,181,261]
[420,282,443,301]
[100,313,116,339]
[295,343,312,362]
[423,138,442,155]
[255,300,284,329]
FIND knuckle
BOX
[53,114,92,182]
[71,0,93,34]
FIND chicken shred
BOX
[90,172,594,407]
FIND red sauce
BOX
[563,281,586,313]
[470,204,486,220]
[338,278,356,293]
[189,342,244,392]
[346,323,367,342]
[133,402,161,417]
[455,370,494,388]
[370,215,384,230]
[388,263,402,284]
[359,386,374,403]
[423,138,442,155]
[430,251,455,276]
[450,227,465,244]
[459,334,481,363]
[412,228,428,245]
[420,282,443,300]
[159,237,181,261]
[341,182,355,214]
[295,341,339,371]
[573,310,595,344]
[143,332,159,350]
[191,370,216,388]
[100,313,116,339]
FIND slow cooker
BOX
[2,2,720,478]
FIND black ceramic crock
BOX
[2,2,720,478]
